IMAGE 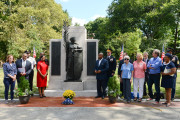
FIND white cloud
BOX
[71,17,88,26]
[90,14,106,20]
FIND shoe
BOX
[153,101,159,105]
[166,103,170,107]
[102,96,105,99]
[39,94,43,98]
[147,98,153,101]
[10,100,16,103]
[5,100,8,104]
[95,96,101,98]
[134,97,137,101]
[162,102,167,105]
[127,101,131,103]
[42,94,46,97]
[171,98,174,101]
[138,98,142,102]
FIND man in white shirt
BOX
[27,51,36,91]
[16,53,32,84]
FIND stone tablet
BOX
[51,42,61,75]
[87,42,96,76]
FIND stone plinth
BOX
[62,82,84,91]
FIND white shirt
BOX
[22,59,26,68]
[99,59,103,66]
[27,56,36,69]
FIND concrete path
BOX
[0,107,180,120]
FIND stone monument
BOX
[45,23,99,97]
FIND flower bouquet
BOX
[62,90,76,105]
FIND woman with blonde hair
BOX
[133,53,147,102]
[3,55,17,103]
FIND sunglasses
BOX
[124,59,129,60]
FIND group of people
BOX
[95,48,179,106]
[3,51,49,103]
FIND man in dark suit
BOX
[95,53,109,99]
[106,49,116,88]
[16,53,32,84]
[143,52,149,96]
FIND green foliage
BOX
[14,76,33,96]
[108,76,121,97]
[85,0,180,59]
[18,76,30,91]
[0,0,71,60]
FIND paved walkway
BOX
[0,107,180,120]
[0,97,180,120]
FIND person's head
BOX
[6,55,14,63]
[107,49,112,56]
[98,53,104,60]
[124,55,130,64]
[27,50,31,58]
[123,52,127,58]
[167,47,173,54]
[143,52,148,59]
[164,53,172,63]
[136,53,143,61]
[40,55,46,61]
[152,49,160,58]
[40,52,44,57]
[70,37,76,44]
[22,53,28,61]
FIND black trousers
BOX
[97,79,106,97]
[148,74,160,102]
[120,81,123,95]
[29,69,34,91]
[143,72,149,96]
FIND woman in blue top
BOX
[161,53,176,107]
[121,55,134,103]
[3,55,17,103]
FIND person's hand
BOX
[97,70,101,73]
[112,73,114,76]
[130,79,132,84]
[161,72,167,76]
[23,73,26,76]
[41,74,45,78]
[120,78,123,83]
[20,73,23,76]
[95,70,97,74]
[12,77,16,81]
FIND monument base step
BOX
[45,90,97,97]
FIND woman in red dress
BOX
[37,55,48,98]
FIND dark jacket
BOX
[95,59,109,80]
[143,58,149,73]
[16,59,32,82]
[106,56,116,76]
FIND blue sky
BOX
[55,0,112,26]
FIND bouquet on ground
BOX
[62,90,76,105]
[63,90,76,99]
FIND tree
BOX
[0,0,71,60]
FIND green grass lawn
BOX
[0,68,180,99]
